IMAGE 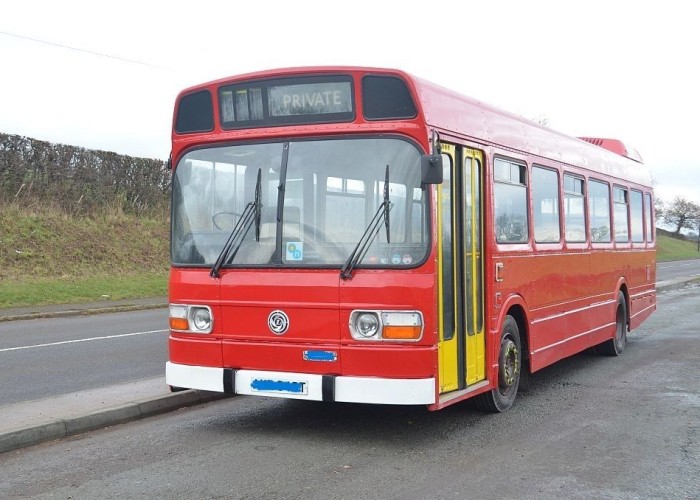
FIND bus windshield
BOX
[171,137,428,268]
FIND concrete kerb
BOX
[0,301,168,323]
[657,276,700,292]
[0,389,230,454]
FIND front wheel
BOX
[474,315,522,413]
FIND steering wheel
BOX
[212,211,242,230]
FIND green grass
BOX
[656,232,700,262]
[0,272,167,308]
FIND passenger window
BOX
[494,158,528,243]
[533,166,560,243]
[630,190,644,243]
[588,180,611,243]
[645,193,654,242]
[325,177,366,242]
[613,186,629,243]
[564,174,585,242]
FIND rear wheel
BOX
[598,291,627,356]
[474,315,521,412]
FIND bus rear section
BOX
[165,136,439,405]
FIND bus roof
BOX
[409,73,652,188]
[176,66,653,188]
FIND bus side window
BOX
[325,177,366,242]
[630,190,644,243]
[563,174,586,242]
[613,186,629,243]
[588,179,611,243]
[645,193,655,243]
[494,158,528,243]
[532,166,560,243]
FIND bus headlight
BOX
[355,312,380,338]
[349,310,423,341]
[191,307,213,332]
[169,304,213,334]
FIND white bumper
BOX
[166,362,435,405]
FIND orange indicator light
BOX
[169,317,189,331]
[383,325,422,340]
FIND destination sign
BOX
[268,82,352,117]
[219,76,354,128]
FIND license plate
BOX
[250,378,308,395]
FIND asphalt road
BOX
[657,258,700,282]
[0,309,168,406]
[1,285,698,499]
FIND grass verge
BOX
[656,233,700,262]
[0,271,168,308]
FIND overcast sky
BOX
[1,0,698,205]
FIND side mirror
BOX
[421,153,443,184]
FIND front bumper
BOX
[166,362,436,405]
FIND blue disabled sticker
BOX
[286,242,304,261]
[303,350,338,362]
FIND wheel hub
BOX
[499,339,519,390]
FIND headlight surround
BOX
[349,310,423,342]
[169,304,213,334]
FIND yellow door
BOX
[438,144,459,393]
[463,149,485,384]
[438,145,485,393]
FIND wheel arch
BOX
[616,278,630,328]
[496,295,530,371]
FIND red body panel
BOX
[169,265,439,379]
[219,269,341,344]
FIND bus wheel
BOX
[474,315,521,413]
[598,292,627,356]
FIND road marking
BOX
[0,329,168,353]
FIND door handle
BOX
[496,262,504,282]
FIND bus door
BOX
[438,144,485,394]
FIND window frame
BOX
[629,189,645,244]
[588,178,612,244]
[613,185,630,244]
[563,172,587,244]
[493,156,529,245]
[645,193,655,243]
[532,164,561,244]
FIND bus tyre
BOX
[474,315,521,413]
[598,292,627,356]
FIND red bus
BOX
[165,67,655,412]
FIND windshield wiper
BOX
[340,165,392,280]
[210,169,262,278]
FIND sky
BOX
[1,0,699,206]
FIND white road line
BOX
[0,329,168,353]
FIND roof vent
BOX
[578,137,643,163]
